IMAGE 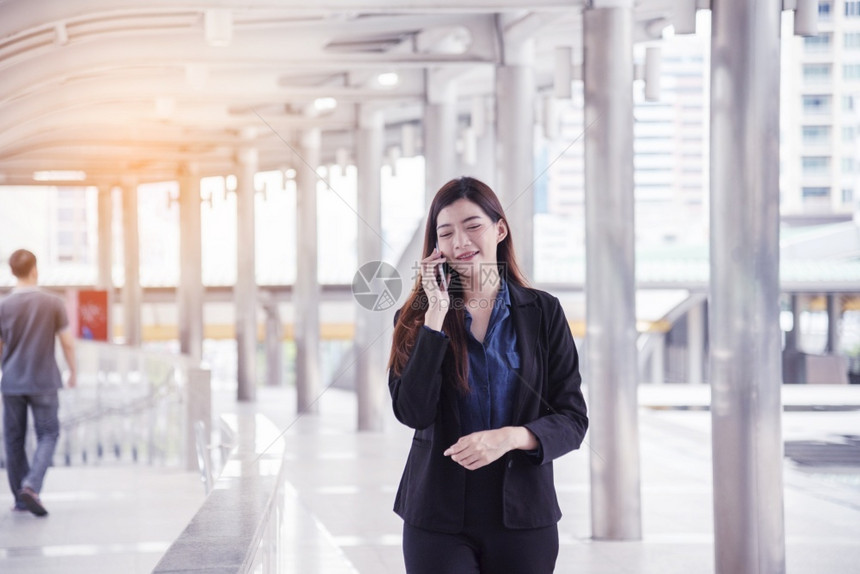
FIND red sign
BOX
[77,290,109,341]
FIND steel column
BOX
[236,147,258,402]
[121,180,142,346]
[709,1,786,572]
[355,107,386,432]
[97,185,114,340]
[496,46,535,279]
[295,129,322,413]
[583,4,641,540]
[423,78,458,206]
[178,167,204,362]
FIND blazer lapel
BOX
[509,283,542,420]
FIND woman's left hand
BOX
[444,427,537,471]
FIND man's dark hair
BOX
[9,249,37,278]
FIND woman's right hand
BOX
[421,247,450,331]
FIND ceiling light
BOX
[33,170,86,182]
[205,9,233,47]
[313,97,337,112]
[377,72,399,87]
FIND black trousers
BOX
[402,459,559,574]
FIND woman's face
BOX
[435,198,507,281]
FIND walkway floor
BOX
[2,383,860,573]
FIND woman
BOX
[388,176,588,573]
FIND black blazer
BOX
[389,282,588,532]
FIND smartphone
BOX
[435,242,449,291]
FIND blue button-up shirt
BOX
[458,279,520,435]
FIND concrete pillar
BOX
[583,3,641,540]
[295,129,321,412]
[496,41,536,280]
[355,106,386,431]
[423,76,458,206]
[121,180,142,346]
[709,1,786,572]
[97,186,114,340]
[688,301,705,384]
[178,167,204,362]
[235,147,258,402]
[825,294,841,354]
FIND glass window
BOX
[844,95,855,111]
[844,126,856,142]
[846,1,860,17]
[803,64,831,82]
[846,32,860,49]
[843,188,855,203]
[802,125,831,143]
[802,186,830,198]
[804,33,831,52]
[803,94,831,114]
[820,1,832,19]
[845,64,860,80]
[842,158,855,173]
[802,156,830,173]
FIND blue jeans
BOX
[3,393,60,506]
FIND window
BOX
[804,33,831,52]
[803,64,831,83]
[802,156,831,173]
[844,126,856,142]
[847,32,860,49]
[846,1,860,17]
[803,94,831,114]
[842,158,855,173]
[802,125,831,143]
[802,186,830,198]
[843,188,855,203]
[820,1,832,19]
[844,95,855,111]
[845,64,860,81]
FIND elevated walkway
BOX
[2,384,860,573]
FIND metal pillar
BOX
[236,147,258,402]
[121,180,142,346]
[583,4,641,541]
[825,294,841,353]
[423,77,458,206]
[97,186,114,340]
[496,41,535,279]
[472,97,497,188]
[355,107,385,431]
[178,167,204,362]
[650,334,665,385]
[295,129,321,413]
[688,301,705,384]
[709,1,786,572]
[263,295,283,387]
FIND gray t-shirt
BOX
[0,288,69,394]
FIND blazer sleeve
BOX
[523,297,589,465]
[388,316,450,430]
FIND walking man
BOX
[0,249,76,516]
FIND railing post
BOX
[186,368,212,472]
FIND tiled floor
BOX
[2,384,860,573]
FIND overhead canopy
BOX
[0,0,677,186]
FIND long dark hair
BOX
[388,177,529,394]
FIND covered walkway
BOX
[2,385,859,573]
